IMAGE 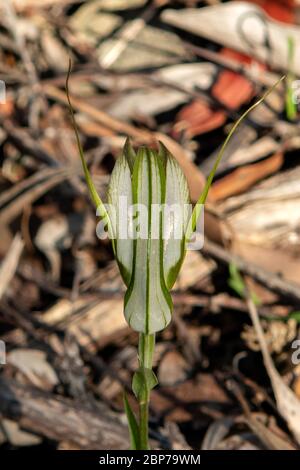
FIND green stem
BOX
[139,400,149,450]
[138,332,155,450]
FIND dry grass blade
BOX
[0,233,24,301]
[246,286,300,445]
[44,84,152,142]
[0,167,65,209]
[229,380,296,450]
[0,168,74,225]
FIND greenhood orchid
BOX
[107,141,190,334]
[66,64,284,449]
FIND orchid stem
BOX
[138,332,155,450]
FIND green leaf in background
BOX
[123,392,140,450]
[228,262,261,305]
[289,311,300,323]
[228,262,245,298]
[285,36,297,122]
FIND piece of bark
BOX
[0,377,129,450]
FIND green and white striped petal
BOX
[107,145,134,286]
[159,144,190,289]
[124,148,172,334]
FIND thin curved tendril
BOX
[65,59,114,248]
[185,75,286,241]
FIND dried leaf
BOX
[8,349,59,391]
[162,3,300,74]
[98,23,186,70]
[1,419,41,447]
[155,62,216,92]
[70,2,122,45]
[210,152,283,201]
